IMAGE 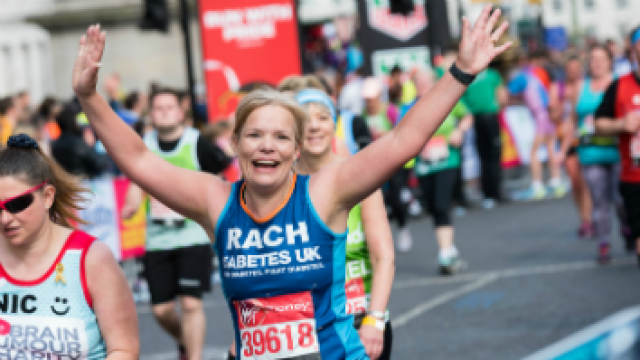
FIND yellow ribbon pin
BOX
[54,263,66,285]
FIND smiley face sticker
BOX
[51,297,70,316]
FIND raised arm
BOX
[72,25,229,231]
[330,6,511,209]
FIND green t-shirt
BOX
[363,104,394,136]
[143,128,210,251]
[462,68,503,115]
[345,204,389,320]
[414,102,468,177]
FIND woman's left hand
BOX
[359,325,384,359]
[456,5,512,75]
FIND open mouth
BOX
[2,226,19,236]
[252,160,280,171]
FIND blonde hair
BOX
[234,88,308,145]
[278,75,326,94]
[201,120,232,144]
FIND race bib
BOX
[235,292,320,359]
[420,136,449,163]
[578,115,596,140]
[345,278,367,315]
[0,316,89,359]
[149,197,185,225]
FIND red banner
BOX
[198,0,302,121]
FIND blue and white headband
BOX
[295,89,337,123]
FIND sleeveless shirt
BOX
[215,174,367,359]
[0,230,107,359]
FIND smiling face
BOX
[589,47,612,79]
[232,105,300,192]
[302,103,335,156]
[0,176,53,248]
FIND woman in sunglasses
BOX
[0,134,139,359]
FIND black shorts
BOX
[143,244,213,305]
[353,314,393,360]
[620,182,640,241]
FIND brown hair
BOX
[589,44,614,63]
[0,142,90,227]
[201,120,232,143]
[588,44,614,73]
[149,87,180,107]
[234,88,308,145]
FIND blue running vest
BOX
[215,174,367,360]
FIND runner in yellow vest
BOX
[124,88,231,360]
[295,89,395,360]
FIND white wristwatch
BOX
[367,310,385,321]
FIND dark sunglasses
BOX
[0,182,46,215]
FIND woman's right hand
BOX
[73,24,106,98]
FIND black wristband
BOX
[449,63,476,85]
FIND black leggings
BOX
[620,182,640,242]
[385,169,409,228]
[419,168,458,227]
[474,113,503,200]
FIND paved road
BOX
[138,197,640,359]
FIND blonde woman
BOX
[72,6,509,358]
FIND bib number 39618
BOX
[234,291,320,359]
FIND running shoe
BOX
[528,186,547,201]
[597,243,611,264]
[480,198,496,210]
[439,255,467,275]
[453,206,467,217]
[577,222,594,239]
[396,228,413,252]
[178,345,188,360]
[622,226,635,253]
[551,183,569,198]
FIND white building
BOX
[0,0,55,105]
[29,0,204,100]
[541,0,640,42]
